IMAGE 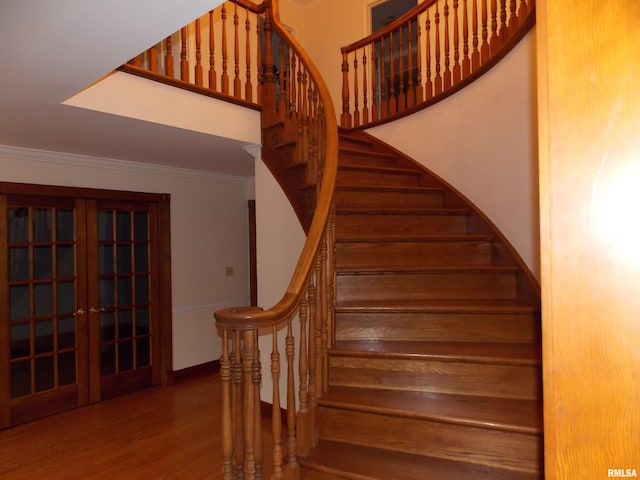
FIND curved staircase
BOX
[298,130,543,480]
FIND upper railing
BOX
[122,0,265,109]
[340,0,535,128]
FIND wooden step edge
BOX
[338,147,397,158]
[329,342,541,367]
[338,163,421,175]
[336,207,470,215]
[335,265,519,275]
[334,300,539,314]
[335,233,495,244]
[300,441,541,480]
[335,184,442,193]
[318,393,542,435]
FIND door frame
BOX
[0,181,172,428]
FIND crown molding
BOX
[0,144,255,186]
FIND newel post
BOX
[262,5,278,124]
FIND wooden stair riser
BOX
[337,166,422,187]
[335,213,470,237]
[335,188,444,209]
[339,149,399,168]
[336,271,517,302]
[328,356,540,399]
[335,240,493,268]
[317,408,542,474]
[334,311,541,343]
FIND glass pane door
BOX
[89,202,159,400]
[1,197,89,426]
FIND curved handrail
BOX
[340,0,536,128]
[215,2,338,331]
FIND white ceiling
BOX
[0,0,262,177]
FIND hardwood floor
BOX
[0,374,271,479]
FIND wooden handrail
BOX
[340,0,535,128]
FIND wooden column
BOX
[537,0,640,477]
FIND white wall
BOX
[0,146,254,371]
[368,29,540,279]
[253,152,306,404]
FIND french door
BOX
[0,184,171,428]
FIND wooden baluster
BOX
[362,50,369,124]
[353,53,360,127]
[517,0,529,20]
[209,11,217,91]
[164,36,174,78]
[325,205,336,348]
[509,0,518,32]
[289,54,298,118]
[380,37,388,117]
[195,18,203,87]
[262,8,275,119]
[251,331,263,480]
[129,54,142,68]
[278,40,286,118]
[416,21,423,103]
[221,4,230,95]
[389,30,397,115]
[371,41,379,121]
[425,11,433,99]
[341,52,351,128]
[256,15,262,104]
[285,317,298,477]
[471,0,480,70]
[397,26,406,111]
[406,20,415,108]
[481,0,490,63]
[297,295,310,456]
[313,263,324,399]
[234,3,241,98]
[306,273,318,447]
[242,330,257,479]
[499,0,508,40]
[245,9,253,102]
[221,331,233,480]
[232,332,245,479]
[490,0,498,46]
[443,0,452,90]
[310,86,319,184]
[270,326,284,479]
[149,44,159,73]
[452,0,461,84]
[462,0,471,77]
[318,241,329,392]
[180,27,189,81]
[434,3,443,95]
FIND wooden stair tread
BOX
[335,298,539,313]
[338,163,421,175]
[321,386,542,433]
[331,340,541,365]
[337,206,470,215]
[300,440,540,480]
[339,146,398,159]
[335,233,494,243]
[336,184,441,193]
[335,265,518,274]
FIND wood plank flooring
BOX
[0,374,272,479]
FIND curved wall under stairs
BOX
[367,29,539,280]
